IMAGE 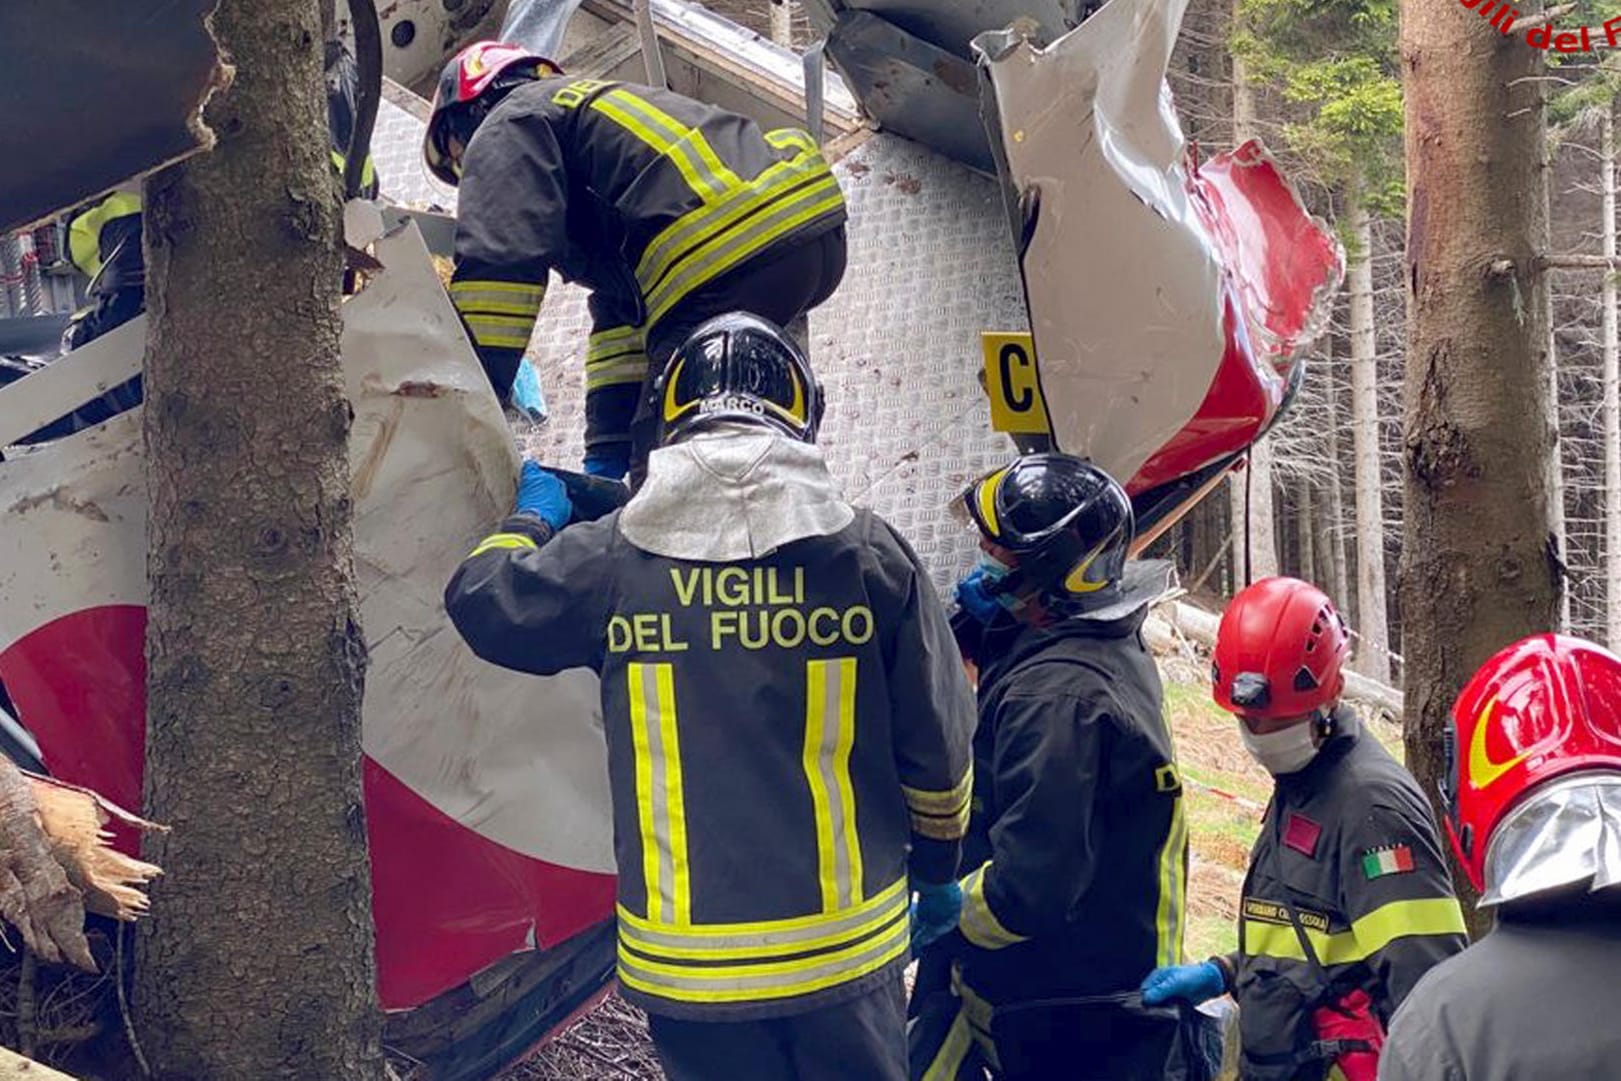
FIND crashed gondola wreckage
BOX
[970,0,1342,533]
[0,220,617,1041]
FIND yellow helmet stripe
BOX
[975,469,1008,538]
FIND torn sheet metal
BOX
[801,0,1096,170]
[0,0,224,234]
[974,0,1343,493]
[0,223,614,1011]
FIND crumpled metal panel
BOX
[975,0,1342,493]
[0,0,223,234]
[0,223,615,1012]
[801,0,1095,170]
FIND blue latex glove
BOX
[582,446,630,481]
[955,566,1004,626]
[515,460,572,530]
[910,881,963,952]
[1140,961,1225,1006]
[510,359,548,423]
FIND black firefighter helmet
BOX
[958,453,1135,611]
[654,312,824,445]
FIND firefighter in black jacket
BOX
[908,455,1191,1081]
[1143,577,1467,1081]
[23,42,379,445]
[1380,633,1621,1081]
[423,41,848,483]
[444,313,974,1080]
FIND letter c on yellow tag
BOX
[981,331,1051,435]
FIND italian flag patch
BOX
[1362,845,1415,880]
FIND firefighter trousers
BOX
[622,224,848,487]
[647,972,907,1081]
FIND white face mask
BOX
[1239,719,1321,775]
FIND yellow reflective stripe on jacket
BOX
[902,768,972,841]
[462,313,535,350]
[643,172,843,327]
[1153,781,1189,967]
[590,88,741,202]
[585,324,650,391]
[468,532,539,557]
[617,878,907,961]
[587,323,646,359]
[803,658,862,912]
[68,191,143,278]
[635,147,838,312]
[1243,896,1468,967]
[616,896,908,1004]
[451,279,547,316]
[629,663,692,926]
[958,862,1031,950]
[765,127,818,154]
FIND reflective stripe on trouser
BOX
[910,967,999,1080]
[617,877,911,1006]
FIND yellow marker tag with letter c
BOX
[980,331,1051,435]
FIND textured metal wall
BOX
[367,89,1027,591]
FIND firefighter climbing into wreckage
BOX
[444,312,974,1081]
[1378,633,1621,1081]
[424,40,848,486]
[909,453,1200,1081]
[1142,576,1467,1081]
[8,42,380,447]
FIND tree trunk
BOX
[1604,106,1621,648]
[135,2,382,1078]
[1224,0,1281,586]
[768,0,794,45]
[1348,194,1392,683]
[1322,344,1353,609]
[1399,0,1560,920]
[1298,484,1317,586]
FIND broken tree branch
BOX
[1512,3,1577,32]
[1542,253,1621,270]
[0,758,163,973]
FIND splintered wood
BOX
[0,759,162,972]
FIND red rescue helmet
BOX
[1211,577,1350,720]
[423,41,561,185]
[1443,634,1621,894]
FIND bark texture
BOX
[134,1,382,1077]
[1348,196,1392,683]
[1399,0,1561,919]
[1322,342,1353,609]
[1604,107,1621,648]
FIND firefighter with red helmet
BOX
[1142,577,1467,1081]
[909,455,1195,1080]
[424,41,848,484]
[1379,634,1621,1081]
[445,314,973,1080]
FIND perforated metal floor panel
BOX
[371,95,1029,593]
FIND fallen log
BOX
[0,758,163,972]
[1149,600,1405,718]
[0,1045,79,1079]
